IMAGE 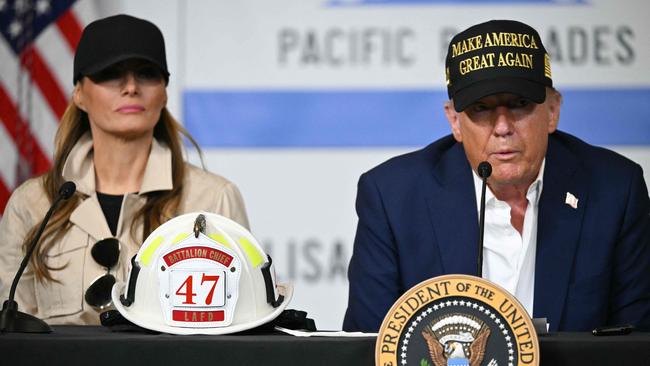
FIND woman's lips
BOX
[116,105,145,113]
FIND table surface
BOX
[1,326,649,366]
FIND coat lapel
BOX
[62,133,113,241]
[70,195,113,241]
[425,143,479,275]
[533,135,587,330]
[62,133,173,242]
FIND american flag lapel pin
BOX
[565,192,579,209]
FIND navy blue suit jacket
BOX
[343,131,650,332]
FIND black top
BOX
[96,192,123,236]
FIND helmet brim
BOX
[111,281,294,335]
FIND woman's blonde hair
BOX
[24,101,202,282]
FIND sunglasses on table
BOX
[84,238,121,310]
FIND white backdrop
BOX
[104,0,650,330]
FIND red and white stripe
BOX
[0,1,93,216]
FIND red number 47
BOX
[175,273,220,305]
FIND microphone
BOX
[477,162,492,278]
[0,181,76,333]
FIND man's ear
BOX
[72,84,87,112]
[444,101,463,142]
[546,89,561,133]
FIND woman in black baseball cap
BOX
[0,14,249,325]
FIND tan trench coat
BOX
[0,133,249,325]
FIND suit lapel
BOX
[425,143,479,275]
[534,135,587,330]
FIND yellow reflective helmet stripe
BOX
[172,233,189,244]
[140,236,164,266]
[208,234,232,249]
[238,237,264,268]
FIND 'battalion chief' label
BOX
[376,275,539,366]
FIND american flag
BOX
[0,0,99,216]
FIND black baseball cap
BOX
[445,20,553,112]
[73,14,170,85]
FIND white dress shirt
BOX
[472,160,545,316]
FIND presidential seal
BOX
[376,275,539,366]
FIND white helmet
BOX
[111,212,292,335]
